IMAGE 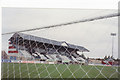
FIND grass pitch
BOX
[2,63,119,78]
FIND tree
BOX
[104,55,108,60]
[108,55,110,59]
[111,56,114,59]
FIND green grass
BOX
[1,63,119,78]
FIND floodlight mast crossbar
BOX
[2,13,120,35]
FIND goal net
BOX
[1,8,120,80]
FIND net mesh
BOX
[1,9,120,79]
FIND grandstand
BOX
[2,8,119,79]
[8,32,89,64]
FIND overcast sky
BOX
[2,8,118,58]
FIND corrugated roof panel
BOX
[10,33,89,52]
